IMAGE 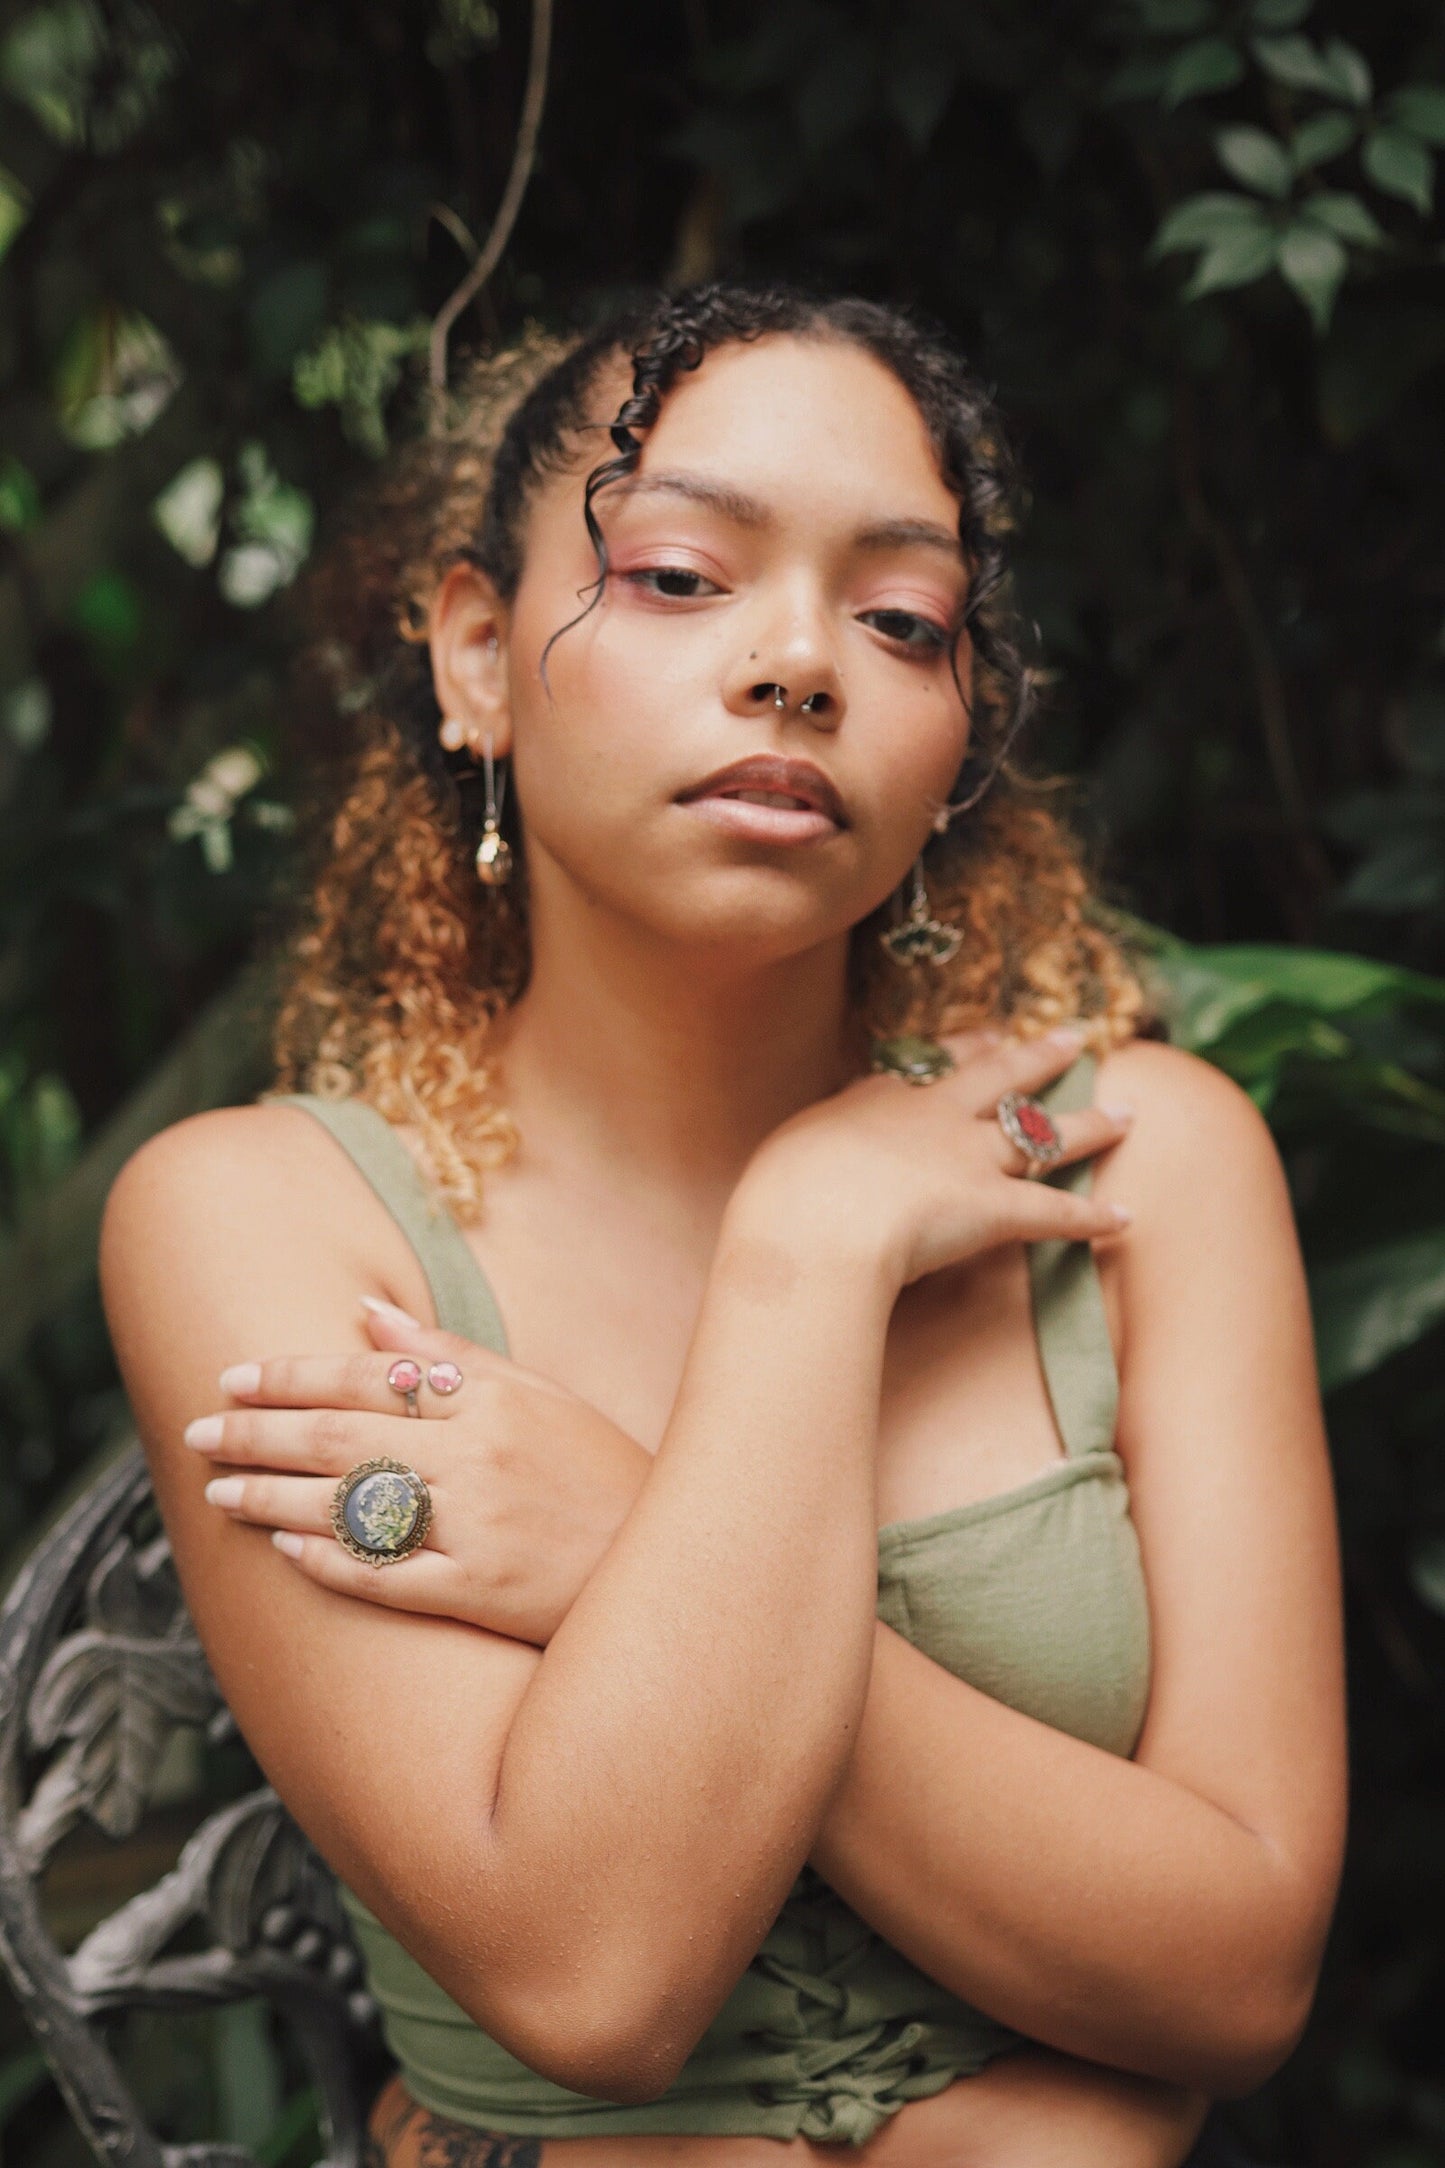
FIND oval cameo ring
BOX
[331,1458,432,1567]
[995,1090,1064,1178]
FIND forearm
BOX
[478,1180,892,2087]
[809,1622,1326,2092]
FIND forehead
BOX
[548,334,959,536]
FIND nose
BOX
[724,592,844,729]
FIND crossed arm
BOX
[100,1038,1345,2103]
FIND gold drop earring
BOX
[474,731,513,887]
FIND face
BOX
[430,334,974,969]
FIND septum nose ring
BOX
[761,684,823,714]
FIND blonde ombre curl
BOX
[271,295,1151,1222]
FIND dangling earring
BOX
[474,733,513,887]
[879,857,962,967]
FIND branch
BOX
[429,0,554,393]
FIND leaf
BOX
[1311,1226,1445,1392]
[1152,191,1270,255]
[1151,943,1445,1052]
[1134,0,1212,31]
[1183,223,1278,297]
[1292,111,1359,169]
[1249,0,1312,25]
[1279,222,1347,331]
[1410,1537,1445,1615]
[1389,84,1445,149]
[1320,38,1372,108]
[1302,191,1387,246]
[795,30,875,156]
[886,28,959,150]
[1215,124,1294,199]
[1363,128,1435,215]
[1251,35,1344,98]
[1163,37,1244,107]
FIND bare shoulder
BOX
[1090,1036,1289,1222]
[103,1099,345,1241]
[100,1098,431,1329]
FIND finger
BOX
[359,1302,586,1409]
[947,1028,1102,1116]
[268,1530,463,1613]
[987,1104,1133,1178]
[203,1471,343,1535]
[185,1405,414,1474]
[217,1341,500,1418]
[996,1176,1131,1244]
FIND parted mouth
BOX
[676,755,848,827]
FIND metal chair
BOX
[0,1441,378,2168]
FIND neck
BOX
[492,886,867,1206]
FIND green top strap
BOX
[268,1093,510,1356]
[271,1060,1118,1460]
[1024,1051,1120,1459]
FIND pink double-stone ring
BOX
[385,1357,464,1416]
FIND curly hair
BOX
[270,280,1152,1220]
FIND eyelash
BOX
[619,567,951,655]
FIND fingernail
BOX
[1107,1202,1132,1225]
[1100,1103,1134,1124]
[1046,1026,1085,1048]
[360,1296,422,1330]
[204,1476,245,1508]
[219,1362,261,1397]
[272,1531,305,1558]
[184,1415,224,1451]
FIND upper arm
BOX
[1093,1042,1347,1936]
[98,1105,540,2031]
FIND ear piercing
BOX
[474,732,513,887]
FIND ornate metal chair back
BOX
[0,1441,378,2168]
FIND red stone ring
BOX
[995,1091,1064,1178]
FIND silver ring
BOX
[331,1457,432,1568]
[996,1090,1064,1178]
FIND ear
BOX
[429,564,512,757]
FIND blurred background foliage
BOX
[1,0,1444,2162]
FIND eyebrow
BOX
[609,469,965,566]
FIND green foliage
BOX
[1,0,1444,2161]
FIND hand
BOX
[189,1301,652,1643]
[742,1026,1133,1291]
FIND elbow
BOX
[459,1980,697,2107]
[1199,1971,1317,2098]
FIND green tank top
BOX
[272,1052,1151,2147]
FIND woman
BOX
[100,282,1346,2167]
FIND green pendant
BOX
[868,1034,957,1085]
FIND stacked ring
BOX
[331,1457,432,1567]
[996,1090,1064,1178]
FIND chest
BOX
[452,1171,1119,1531]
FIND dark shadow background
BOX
[2,2,1444,2163]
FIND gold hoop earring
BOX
[879,858,962,967]
[474,733,513,887]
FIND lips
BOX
[676,755,848,827]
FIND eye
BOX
[862,608,951,655]
[620,566,722,601]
